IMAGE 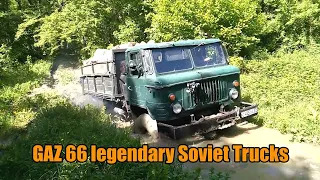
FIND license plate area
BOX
[241,107,258,118]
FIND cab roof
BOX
[125,38,221,52]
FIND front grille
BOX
[191,79,228,106]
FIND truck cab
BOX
[80,39,258,139]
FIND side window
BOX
[153,51,162,63]
[142,50,154,74]
[130,53,137,62]
[129,52,143,76]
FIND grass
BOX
[0,60,229,179]
[0,93,230,179]
[237,46,320,144]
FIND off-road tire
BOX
[132,113,159,139]
[203,131,218,140]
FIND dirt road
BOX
[51,57,320,180]
[137,122,320,180]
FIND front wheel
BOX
[132,113,159,139]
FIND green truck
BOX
[80,39,258,140]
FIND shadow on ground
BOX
[51,53,80,73]
[46,53,81,88]
[0,95,231,179]
[0,99,139,179]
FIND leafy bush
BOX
[146,0,266,55]
[0,44,14,74]
[0,60,52,138]
[32,0,150,59]
[241,48,320,144]
[229,56,246,72]
[259,0,320,53]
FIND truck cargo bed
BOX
[80,48,127,101]
[80,75,115,99]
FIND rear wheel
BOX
[203,131,218,140]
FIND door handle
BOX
[128,86,133,91]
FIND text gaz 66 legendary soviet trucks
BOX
[80,39,258,140]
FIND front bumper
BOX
[157,102,258,140]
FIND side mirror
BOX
[129,60,137,70]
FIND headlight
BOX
[229,88,239,99]
[172,103,182,114]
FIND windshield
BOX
[190,43,227,67]
[152,47,193,74]
[151,43,228,74]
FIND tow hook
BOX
[234,106,240,117]
[190,114,196,123]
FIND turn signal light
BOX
[169,94,176,101]
[233,81,240,87]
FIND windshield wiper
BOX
[191,42,205,51]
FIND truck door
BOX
[126,51,148,108]
[114,51,126,95]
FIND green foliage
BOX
[229,56,246,72]
[0,60,51,138]
[113,18,142,44]
[259,0,320,53]
[0,1,45,63]
[0,94,228,179]
[241,47,320,144]
[3,0,320,59]
[146,0,266,55]
[145,0,320,57]
[0,44,12,73]
[33,0,150,59]
[210,167,231,180]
